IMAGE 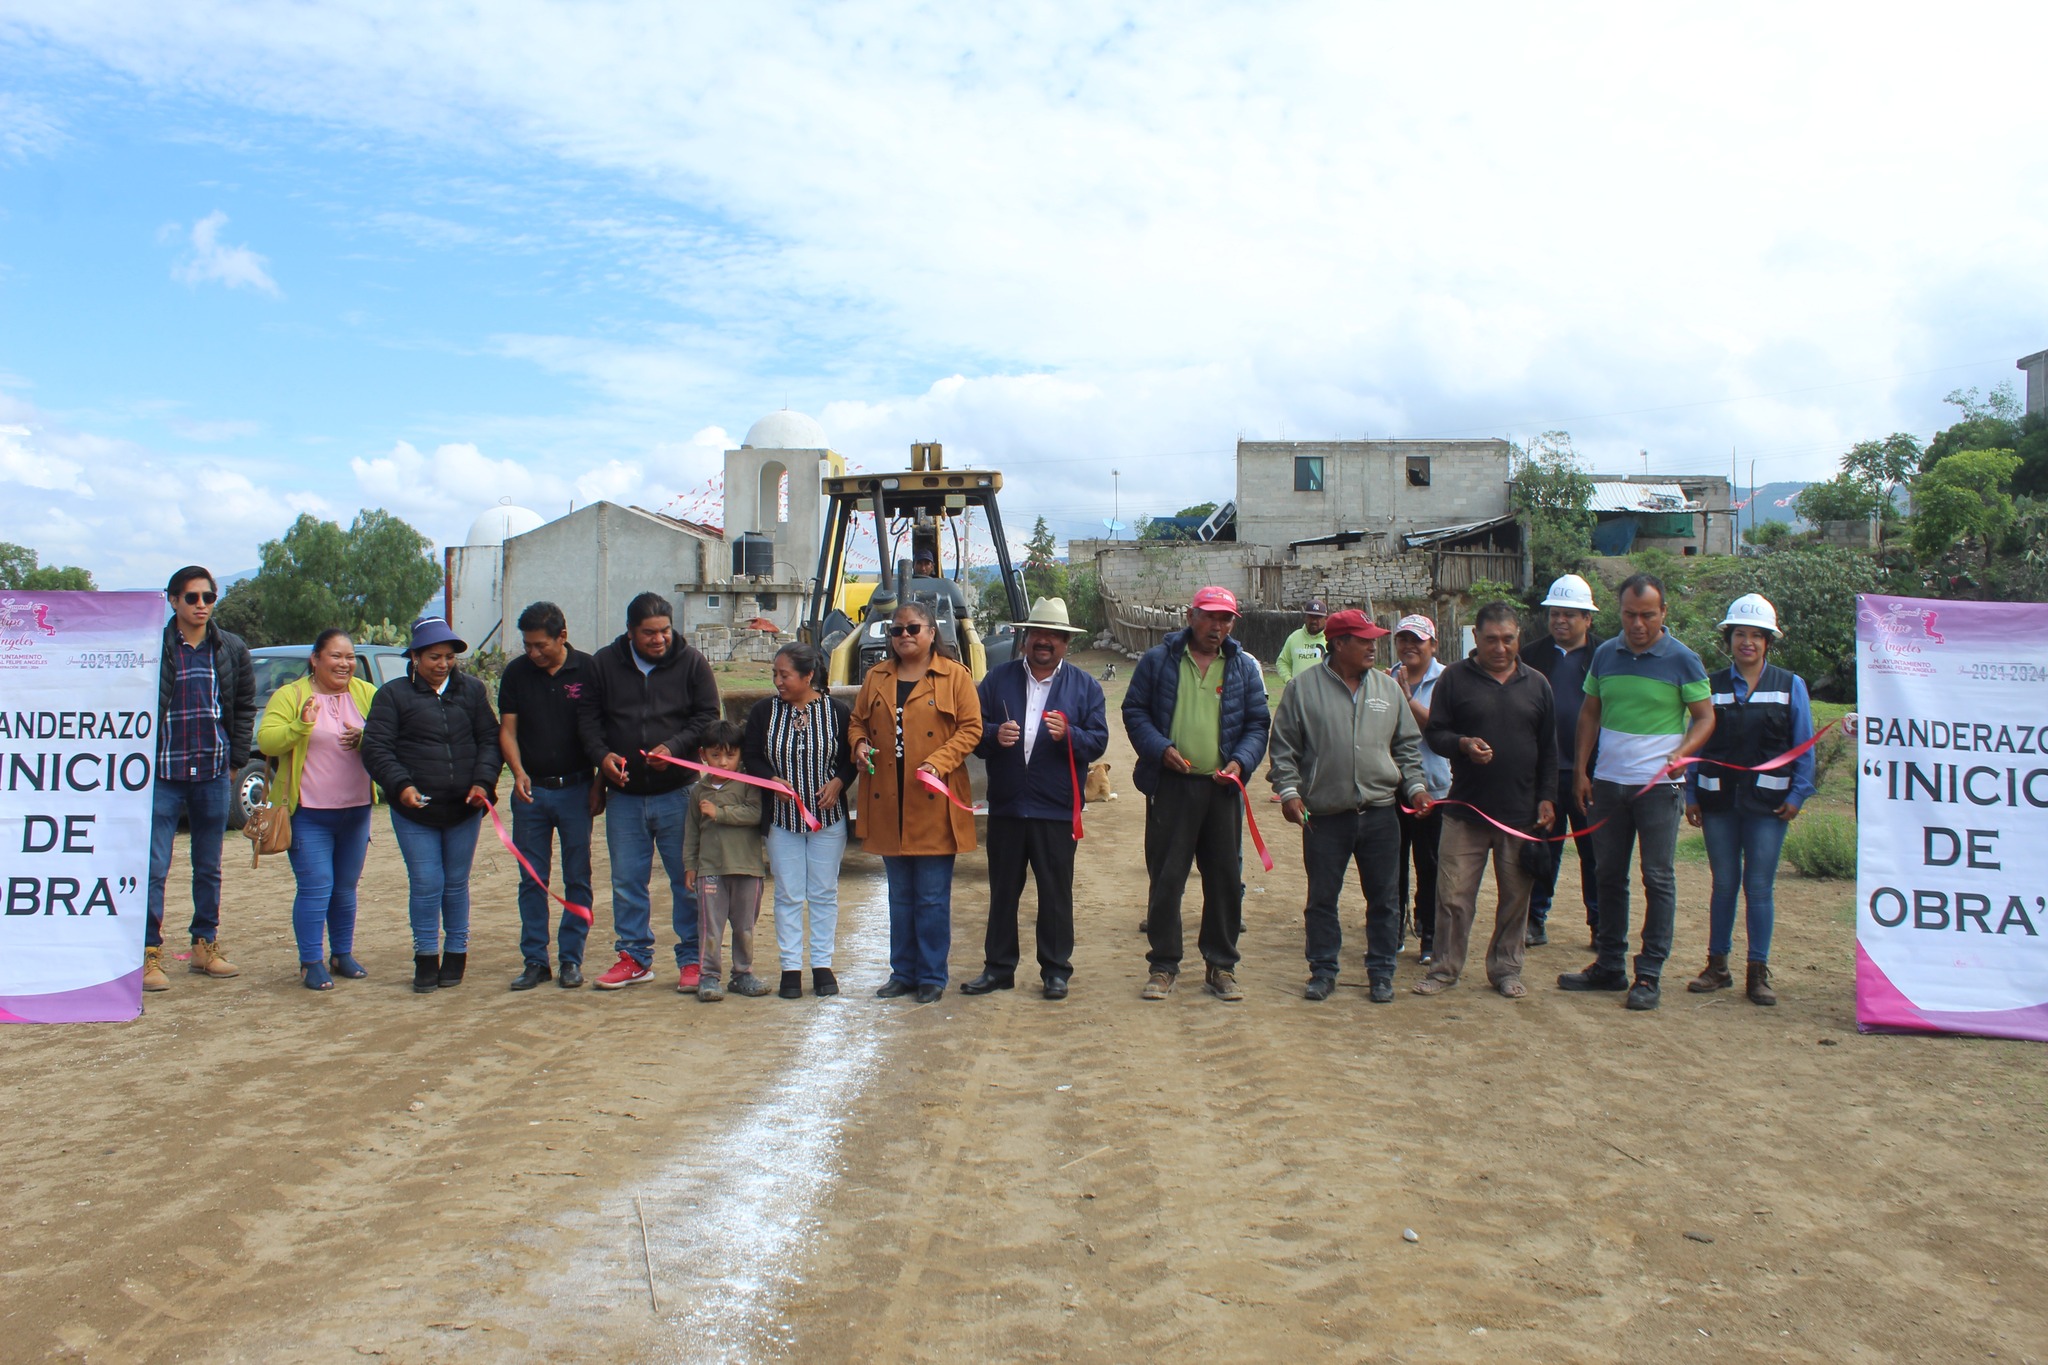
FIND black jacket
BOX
[576,634,722,795]
[363,668,503,828]
[156,620,257,770]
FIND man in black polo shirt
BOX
[1415,600,1556,999]
[497,601,603,990]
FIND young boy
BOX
[682,719,768,1001]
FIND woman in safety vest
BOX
[1683,594,1817,1006]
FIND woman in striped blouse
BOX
[744,642,857,999]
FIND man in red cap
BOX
[1121,585,1271,1001]
[1268,609,1432,1002]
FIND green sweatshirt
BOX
[682,777,765,876]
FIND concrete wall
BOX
[1235,439,1512,549]
[2020,349,2048,417]
[1089,541,1258,607]
[720,445,843,585]
[500,502,714,648]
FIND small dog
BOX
[1099,662,1117,682]
[1084,760,1116,803]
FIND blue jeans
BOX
[605,788,699,969]
[883,854,955,988]
[147,774,232,948]
[285,804,371,962]
[390,809,482,955]
[1700,808,1789,962]
[512,784,594,967]
[767,819,848,970]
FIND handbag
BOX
[242,758,292,865]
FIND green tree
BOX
[1793,472,1882,526]
[1021,515,1069,605]
[250,508,442,641]
[0,540,97,590]
[1922,383,2022,473]
[342,508,442,628]
[1137,502,1218,542]
[1743,519,1791,548]
[210,581,273,646]
[1747,543,1879,698]
[1508,430,1594,595]
[1911,449,2021,568]
[1841,432,1922,514]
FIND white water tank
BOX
[450,502,545,651]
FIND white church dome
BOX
[465,502,545,547]
[742,409,829,450]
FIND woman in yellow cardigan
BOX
[257,630,379,990]
[849,599,983,1003]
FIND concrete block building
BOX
[1234,439,1515,551]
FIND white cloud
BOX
[8,2,2048,523]
[348,424,734,546]
[170,209,280,296]
[0,396,324,584]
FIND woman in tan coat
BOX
[850,600,983,1003]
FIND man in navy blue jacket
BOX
[1121,586,1270,1002]
[963,599,1108,1000]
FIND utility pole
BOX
[1112,469,1120,539]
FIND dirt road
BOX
[5,656,2045,1362]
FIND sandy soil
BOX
[4,650,2046,1364]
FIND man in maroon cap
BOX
[1267,609,1432,1002]
[1121,586,1271,1001]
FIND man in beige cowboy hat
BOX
[964,598,1108,1000]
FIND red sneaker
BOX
[678,963,702,992]
[594,952,652,989]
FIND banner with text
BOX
[1856,594,2048,1041]
[0,591,160,1023]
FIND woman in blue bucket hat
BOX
[362,618,504,993]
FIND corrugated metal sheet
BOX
[1587,483,1692,514]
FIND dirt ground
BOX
[5,650,2046,1364]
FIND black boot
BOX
[438,952,467,987]
[413,954,441,993]
[778,970,803,999]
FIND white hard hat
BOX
[1539,574,1596,610]
[1719,592,1781,638]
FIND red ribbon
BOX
[485,799,594,925]
[640,750,822,831]
[1400,717,1848,844]
[1217,769,1275,872]
[1046,710,1085,842]
[915,765,987,816]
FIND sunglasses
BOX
[182,591,218,605]
[887,623,925,637]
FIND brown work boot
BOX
[1204,965,1243,1002]
[1687,953,1732,993]
[1141,971,1175,1001]
[1746,961,1777,1007]
[142,946,170,992]
[188,937,240,978]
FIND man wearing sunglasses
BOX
[146,566,257,990]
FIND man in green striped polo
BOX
[1558,573,1715,1011]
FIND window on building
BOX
[758,592,777,609]
[1407,456,1432,488]
[706,594,721,608]
[1294,455,1324,492]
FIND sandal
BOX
[1495,977,1528,999]
[329,953,367,979]
[301,960,335,991]
[1410,976,1454,996]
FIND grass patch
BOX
[1784,810,1857,879]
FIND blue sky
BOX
[4,2,2048,587]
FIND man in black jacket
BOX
[145,565,256,990]
[1519,574,1601,948]
[577,592,722,991]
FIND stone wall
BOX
[1279,543,1434,611]
[1086,541,1259,606]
